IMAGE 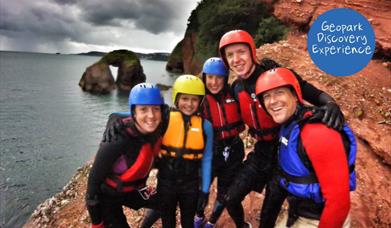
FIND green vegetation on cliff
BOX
[100,50,139,66]
[168,0,288,72]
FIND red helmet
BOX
[255,68,303,103]
[219,30,257,67]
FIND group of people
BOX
[85,29,357,228]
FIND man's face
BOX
[224,43,254,79]
[262,86,298,124]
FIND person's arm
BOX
[201,119,213,193]
[301,124,350,228]
[195,119,213,217]
[102,113,129,142]
[293,70,344,130]
[86,140,124,225]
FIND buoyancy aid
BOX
[160,111,205,160]
[236,81,280,141]
[203,92,244,139]
[277,112,357,204]
[105,119,161,192]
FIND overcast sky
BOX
[0,0,199,54]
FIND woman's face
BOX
[133,105,162,134]
[205,74,225,94]
[177,94,201,116]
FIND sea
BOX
[0,51,177,228]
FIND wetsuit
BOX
[226,59,336,227]
[276,107,352,227]
[86,117,161,228]
[157,110,213,228]
[200,88,246,226]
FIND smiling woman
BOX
[85,83,165,228]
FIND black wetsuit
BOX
[86,119,160,228]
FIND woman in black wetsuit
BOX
[85,83,165,228]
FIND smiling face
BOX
[224,43,255,79]
[205,74,225,94]
[133,105,162,134]
[262,86,298,124]
[176,94,201,116]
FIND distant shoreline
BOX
[0,50,170,61]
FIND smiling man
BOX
[255,68,356,228]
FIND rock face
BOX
[79,50,146,93]
[266,0,391,57]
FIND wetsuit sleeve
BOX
[201,119,213,193]
[86,140,124,224]
[301,124,350,228]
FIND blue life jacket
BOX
[278,116,357,204]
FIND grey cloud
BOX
[79,0,187,34]
[0,0,197,53]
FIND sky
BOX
[0,0,199,54]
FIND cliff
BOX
[167,0,390,75]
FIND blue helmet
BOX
[202,57,228,78]
[129,83,164,114]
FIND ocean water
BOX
[0,51,176,228]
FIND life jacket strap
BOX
[160,145,204,160]
[278,167,318,184]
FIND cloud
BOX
[0,0,198,53]
[78,0,191,34]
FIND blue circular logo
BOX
[307,8,375,76]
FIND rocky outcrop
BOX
[79,50,146,94]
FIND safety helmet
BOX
[255,68,302,103]
[219,30,257,67]
[202,57,228,78]
[172,74,205,104]
[129,83,164,114]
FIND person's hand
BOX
[196,191,209,216]
[91,222,105,228]
[102,114,125,143]
[320,102,345,130]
